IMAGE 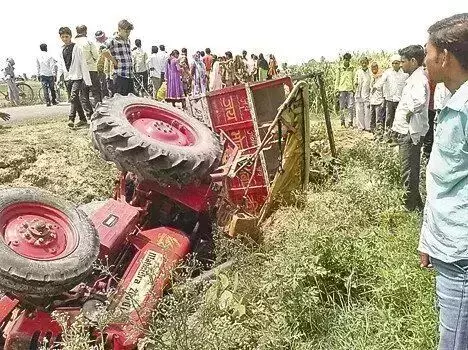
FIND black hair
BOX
[428,13,468,69]
[40,43,47,52]
[151,46,158,54]
[399,45,425,66]
[159,44,165,51]
[59,27,72,36]
[182,48,187,54]
[343,53,351,60]
[135,39,142,47]
[242,50,247,56]
[225,51,233,59]
[118,19,134,30]
[200,51,205,57]
[205,48,211,54]
[76,25,87,35]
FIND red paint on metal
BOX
[205,79,294,214]
[107,227,191,348]
[3,308,79,349]
[90,198,141,262]
[0,295,19,326]
[0,203,76,261]
[125,105,197,146]
[135,180,213,213]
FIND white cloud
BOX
[1,0,466,75]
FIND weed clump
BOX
[141,129,436,350]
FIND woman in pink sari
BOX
[165,50,185,106]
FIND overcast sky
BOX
[1,0,467,76]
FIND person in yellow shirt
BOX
[335,53,355,127]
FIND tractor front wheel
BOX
[0,187,100,298]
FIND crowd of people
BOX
[335,48,451,212]
[30,19,282,127]
[1,11,468,350]
[335,13,468,350]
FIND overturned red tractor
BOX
[0,77,310,349]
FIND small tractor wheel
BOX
[0,187,100,297]
[90,95,222,185]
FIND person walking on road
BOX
[36,43,58,106]
[56,26,92,128]
[75,24,101,111]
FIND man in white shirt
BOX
[147,46,163,99]
[369,62,385,132]
[158,45,169,80]
[377,54,408,132]
[75,25,101,109]
[132,39,149,96]
[57,26,92,128]
[354,57,372,131]
[36,43,58,106]
[391,45,429,211]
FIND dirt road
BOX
[0,103,70,124]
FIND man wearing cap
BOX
[95,30,114,97]
[376,54,409,133]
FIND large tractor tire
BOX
[91,95,222,185]
[0,187,100,298]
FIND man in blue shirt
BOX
[419,13,468,350]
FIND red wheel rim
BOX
[0,202,77,261]
[125,104,198,146]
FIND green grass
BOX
[139,123,437,350]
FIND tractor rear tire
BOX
[0,187,100,298]
[90,95,222,185]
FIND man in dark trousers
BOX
[102,20,134,96]
[132,39,148,96]
[57,27,92,128]
[75,24,102,107]
[391,45,429,211]
[36,43,58,106]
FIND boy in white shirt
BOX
[57,27,92,128]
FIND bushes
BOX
[140,134,437,349]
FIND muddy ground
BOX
[0,117,117,204]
